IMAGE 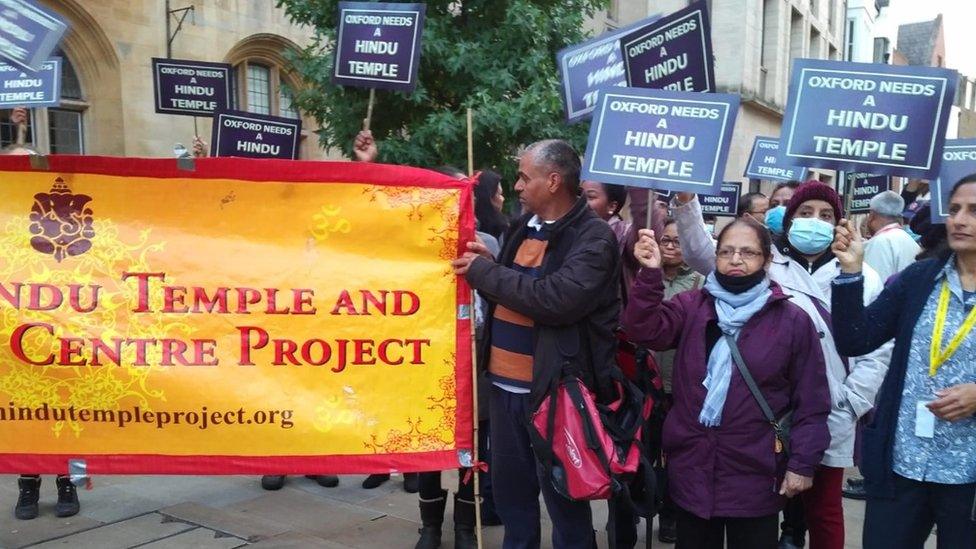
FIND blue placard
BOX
[211,110,302,160]
[0,57,60,107]
[581,87,739,194]
[332,2,426,92]
[152,58,232,117]
[846,173,891,214]
[621,1,714,93]
[781,59,957,179]
[0,0,66,72]
[743,136,808,182]
[556,14,661,124]
[697,181,741,217]
[932,139,976,223]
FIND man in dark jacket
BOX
[452,139,620,549]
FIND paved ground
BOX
[0,471,934,548]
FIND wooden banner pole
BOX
[466,108,474,177]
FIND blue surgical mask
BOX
[788,217,834,255]
[765,206,786,235]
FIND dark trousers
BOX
[489,385,594,549]
[780,496,806,543]
[418,470,474,500]
[863,474,976,549]
[676,507,778,549]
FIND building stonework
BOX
[4,0,331,160]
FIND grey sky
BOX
[876,0,976,77]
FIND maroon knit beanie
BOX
[783,180,845,228]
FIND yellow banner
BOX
[0,156,474,474]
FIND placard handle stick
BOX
[646,189,654,230]
[362,88,376,131]
[470,288,483,549]
[15,122,27,146]
[193,116,199,139]
[467,108,474,177]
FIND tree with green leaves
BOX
[275,0,606,186]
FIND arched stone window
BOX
[226,34,303,119]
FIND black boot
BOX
[453,493,477,549]
[55,476,80,518]
[414,489,447,549]
[15,476,40,520]
[261,475,286,490]
[403,472,420,493]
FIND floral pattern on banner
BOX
[363,186,461,274]
[364,356,457,454]
[0,214,186,438]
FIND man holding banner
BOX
[453,140,620,548]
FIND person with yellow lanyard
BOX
[829,173,976,549]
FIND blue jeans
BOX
[489,385,594,549]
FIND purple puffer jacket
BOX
[623,268,830,520]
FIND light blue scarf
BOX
[699,272,772,427]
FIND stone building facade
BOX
[0,0,330,160]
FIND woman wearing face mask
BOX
[623,220,830,549]
[668,182,890,549]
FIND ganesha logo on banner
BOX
[28,177,94,262]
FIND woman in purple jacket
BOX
[623,219,831,549]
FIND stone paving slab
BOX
[135,527,248,549]
[28,513,192,548]
[159,502,289,543]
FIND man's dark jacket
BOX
[466,197,621,406]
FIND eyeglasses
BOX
[716,248,763,261]
[660,238,680,248]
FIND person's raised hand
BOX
[192,136,209,158]
[928,384,976,422]
[353,130,378,163]
[9,106,28,126]
[675,192,696,206]
[634,228,661,270]
[779,471,813,498]
[832,218,864,274]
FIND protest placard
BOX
[212,110,302,160]
[743,136,808,182]
[0,57,59,108]
[556,14,661,124]
[0,0,66,72]
[697,181,741,216]
[152,58,232,117]
[621,1,714,93]
[846,173,891,214]
[332,1,426,92]
[0,155,474,474]
[932,138,976,222]
[781,59,957,179]
[581,87,739,194]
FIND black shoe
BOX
[658,514,677,543]
[453,493,477,549]
[779,533,804,549]
[415,489,447,549]
[403,473,419,493]
[362,473,390,489]
[261,475,286,490]
[842,477,867,500]
[55,476,80,518]
[15,476,40,520]
[305,475,339,488]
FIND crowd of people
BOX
[4,114,976,549]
